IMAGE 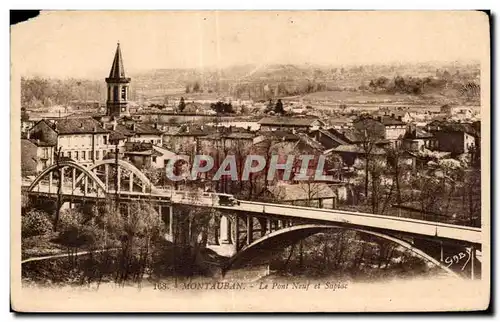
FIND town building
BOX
[310,128,351,150]
[163,125,214,155]
[27,118,113,165]
[258,116,325,132]
[353,115,407,145]
[200,129,257,155]
[21,138,56,176]
[123,142,176,169]
[402,127,435,152]
[428,123,478,155]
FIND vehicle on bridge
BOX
[216,193,240,207]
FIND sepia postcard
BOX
[10,10,491,312]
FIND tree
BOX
[274,99,284,115]
[353,117,385,203]
[386,145,407,206]
[193,82,201,93]
[210,101,234,114]
[178,97,186,112]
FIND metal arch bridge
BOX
[23,160,482,246]
[23,160,483,278]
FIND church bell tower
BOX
[106,42,131,118]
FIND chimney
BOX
[391,113,395,118]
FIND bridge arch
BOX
[224,224,459,277]
[27,161,107,196]
[74,159,159,193]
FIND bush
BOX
[22,210,53,238]
[57,209,104,249]
[58,209,84,232]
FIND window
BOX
[68,151,72,159]
[152,156,157,163]
[75,151,79,160]
[82,151,86,161]
[103,135,108,145]
[96,150,100,160]
[121,86,127,100]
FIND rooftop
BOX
[355,115,406,127]
[54,117,109,135]
[203,131,256,141]
[261,130,300,142]
[327,144,386,155]
[258,116,322,127]
[109,122,163,136]
[107,42,129,80]
[404,127,434,139]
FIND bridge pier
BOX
[60,167,65,194]
[104,164,109,189]
[72,168,76,193]
[48,171,53,193]
[234,215,240,251]
[161,205,175,243]
[258,218,266,237]
[219,215,232,244]
[117,166,121,192]
[246,215,253,245]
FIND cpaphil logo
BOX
[165,154,332,182]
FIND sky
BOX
[11,10,489,79]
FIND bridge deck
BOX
[24,184,482,245]
[220,201,482,245]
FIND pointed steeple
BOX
[105,42,131,118]
[108,42,126,79]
